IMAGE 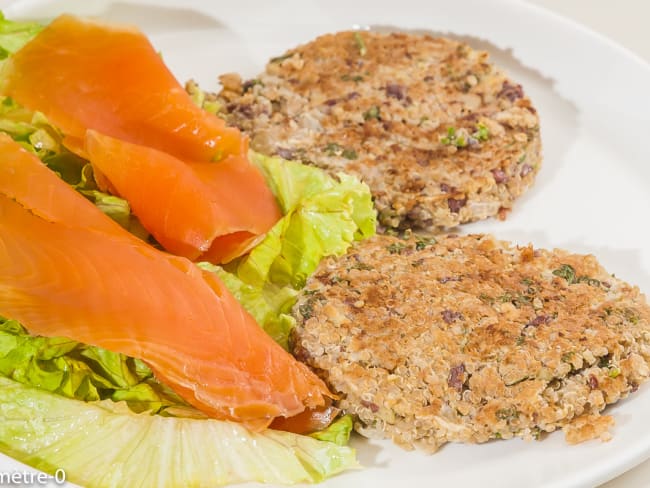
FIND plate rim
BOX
[0,1,649,487]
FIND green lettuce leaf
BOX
[0,318,188,414]
[200,263,299,346]
[0,96,62,159]
[0,376,359,487]
[310,415,354,446]
[242,152,375,288]
[186,78,221,114]
[0,11,41,60]
[207,152,376,347]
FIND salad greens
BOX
[0,318,187,414]
[0,377,358,487]
[202,152,375,347]
[0,11,374,485]
[242,152,375,290]
[0,12,41,60]
[311,415,355,446]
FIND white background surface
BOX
[0,0,648,487]
[529,0,650,63]
[525,3,649,486]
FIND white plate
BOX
[2,0,650,487]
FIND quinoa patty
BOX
[291,234,650,452]
[216,31,542,231]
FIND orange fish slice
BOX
[0,132,119,235]
[84,130,281,262]
[0,139,331,429]
[0,14,243,162]
[2,14,282,263]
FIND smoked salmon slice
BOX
[0,132,119,235]
[0,138,331,429]
[0,15,281,263]
[84,130,281,261]
[1,14,282,263]
[0,14,243,162]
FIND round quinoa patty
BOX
[291,234,650,452]
[216,31,542,231]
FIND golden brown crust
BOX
[291,234,650,451]
[564,414,615,444]
[217,31,542,230]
